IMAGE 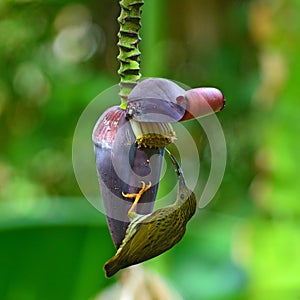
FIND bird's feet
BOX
[122,181,152,216]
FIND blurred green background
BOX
[1,0,299,299]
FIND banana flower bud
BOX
[92,78,225,248]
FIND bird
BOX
[104,149,197,278]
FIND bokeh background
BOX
[1,0,299,299]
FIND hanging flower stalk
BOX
[117,0,143,105]
[93,0,172,249]
[92,0,225,271]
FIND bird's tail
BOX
[104,256,120,278]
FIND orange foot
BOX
[122,181,152,215]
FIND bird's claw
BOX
[122,181,152,215]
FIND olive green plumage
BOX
[104,151,197,278]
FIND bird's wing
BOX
[117,206,184,265]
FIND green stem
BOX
[118,0,144,108]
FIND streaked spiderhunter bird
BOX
[104,150,197,278]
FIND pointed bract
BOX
[92,106,163,247]
[126,78,225,123]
